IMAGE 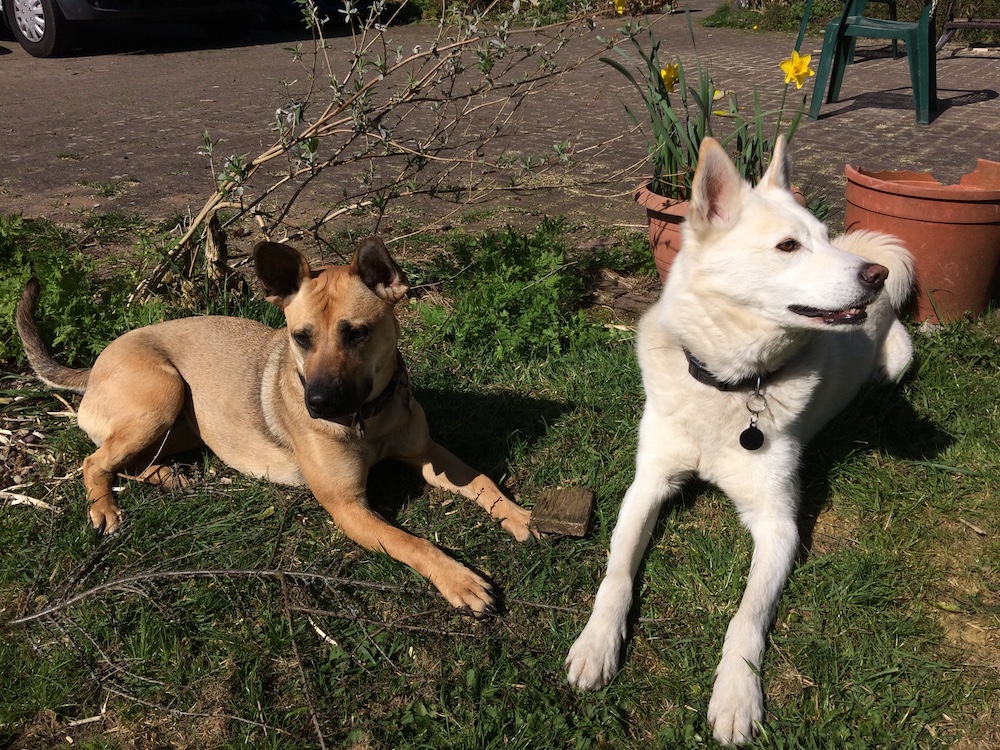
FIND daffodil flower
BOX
[780,50,815,90]
[613,0,626,15]
[660,63,679,93]
[713,90,736,117]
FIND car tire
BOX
[5,0,73,57]
[202,15,253,43]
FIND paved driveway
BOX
[2,8,998,237]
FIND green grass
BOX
[1,217,998,748]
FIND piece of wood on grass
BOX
[530,486,594,537]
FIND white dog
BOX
[565,136,914,745]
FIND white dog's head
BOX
[675,137,888,329]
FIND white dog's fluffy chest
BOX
[632,296,886,506]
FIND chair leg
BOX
[905,30,928,123]
[828,35,854,103]
[809,23,842,118]
[927,21,939,111]
[888,0,899,57]
[845,36,859,65]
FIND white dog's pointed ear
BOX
[351,236,409,305]
[689,137,744,231]
[255,241,311,308]
[758,135,791,192]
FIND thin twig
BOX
[279,573,328,750]
[291,604,478,639]
[1,490,61,513]
[7,568,417,628]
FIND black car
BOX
[2,0,263,57]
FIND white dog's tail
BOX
[833,230,915,311]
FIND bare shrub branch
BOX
[132,0,606,302]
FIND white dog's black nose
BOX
[859,263,889,289]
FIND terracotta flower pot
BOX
[844,162,1000,324]
[634,181,688,285]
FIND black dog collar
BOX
[683,349,768,392]
[682,349,776,451]
[319,350,410,438]
[359,350,409,421]
[349,350,410,438]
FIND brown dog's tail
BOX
[15,279,91,394]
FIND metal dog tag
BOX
[741,382,766,451]
[739,425,764,451]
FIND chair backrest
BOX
[848,0,935,23]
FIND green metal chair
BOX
[795,0,898,57]
[808,0,937,124]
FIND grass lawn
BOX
[1,216,998,748]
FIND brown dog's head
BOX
[254,237,409,422]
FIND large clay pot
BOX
[634,181,688,285]
[844,162,1000,324]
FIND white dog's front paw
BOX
[707,666,763,746]
[565,618,625,691]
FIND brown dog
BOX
[16,237,533,616]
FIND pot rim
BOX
[633,179,688,213]
[846,163,1000,202]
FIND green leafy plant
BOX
[415,218,601,362]
[601,13,812,199]
[0,215,162,366]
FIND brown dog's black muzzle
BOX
[302,374,370,421]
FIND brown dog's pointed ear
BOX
[351,237,409,305]
[254,241,311,308]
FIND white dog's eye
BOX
[776,239,800,253]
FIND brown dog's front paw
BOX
[498,503,535,542]
[89,499,124,535]
[438,564,496,618]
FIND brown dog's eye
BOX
[292,329,312,350]
[776,239,800,253]
[337,320,370,347]
[348,325,369,347]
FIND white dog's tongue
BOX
[789,304,868,325]
[823,307,867,324]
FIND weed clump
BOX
[415,218,604,363]
[0,215,162,366]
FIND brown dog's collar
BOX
[350,350,410,438]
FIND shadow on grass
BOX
[797,376,952,556]
[367,386,569,518]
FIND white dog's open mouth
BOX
[788,304,868,325]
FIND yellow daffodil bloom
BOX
[613,0,626,14]
[780,50,815,89]
[660,63,679,93]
